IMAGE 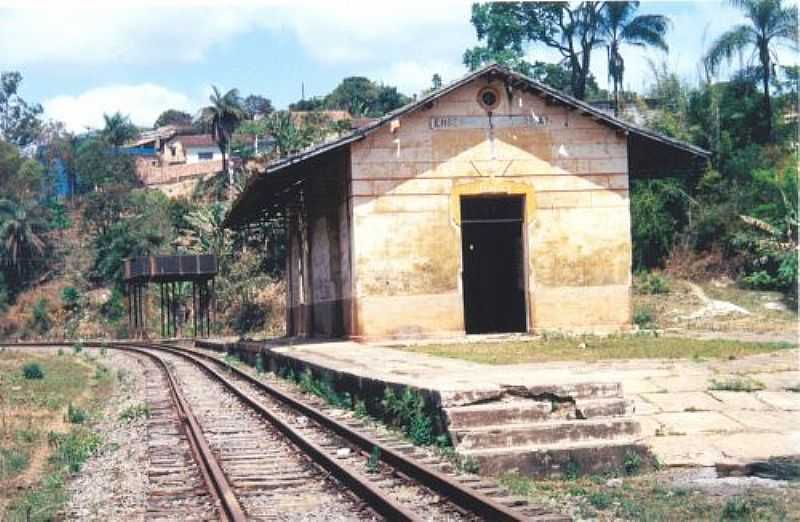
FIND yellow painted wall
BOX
[347,78,631,338]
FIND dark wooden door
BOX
[461,196,526,334]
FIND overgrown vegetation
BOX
[1,349,112,520]
[382,387,436,446]
[709,376,766,392]
[497,470,798,520]
[118,403,150,422]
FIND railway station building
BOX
[225,64,708,340]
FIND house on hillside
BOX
[225,64,709,340]
[162,134,222,164]
[127,129,224,188]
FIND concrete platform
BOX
[195,338,800,475]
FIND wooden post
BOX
[192,281,197,338]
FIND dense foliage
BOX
[0,0,796,339]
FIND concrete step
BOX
[452,418,641,450]
[574,398,632,419]
[501,381,624,401]
[459,440,652,478]
[446,401,553,429]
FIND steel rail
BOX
[5,341,417,521]
[113,344,248,522]
[5,341,556,521]
[137,342,421,522]
[142,341,535,522]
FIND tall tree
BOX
[600,2,670,116]
[465,2,607,99]
[154,109,193,128]
[101,112,138,147]
[0,198,48,283]
[199,86,246,188]
[0,72,43,147]
[705,0,799,140]
[243,95,274,119]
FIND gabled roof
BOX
[226,63,710,228]
[168,134,216,148]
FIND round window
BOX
[477,87,501,112]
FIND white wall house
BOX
[185,145,222,164]
[162,135,221,165]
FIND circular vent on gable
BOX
[477,86,501,112]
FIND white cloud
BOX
[0,1,472,67]
[371,60,467,97]
[0,7,264,66]
[43,83,194,132]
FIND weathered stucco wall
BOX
[286,149,352,337]
[348,78,632,338]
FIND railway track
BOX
[6,341,569,521]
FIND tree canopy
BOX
[154,109,193,128]
[290,77,411,117]
[0,72,43,147]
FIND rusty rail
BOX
[144,341,536,521]
[5,341,562,521]
[116,344,248,522]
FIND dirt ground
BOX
[634,276,797,342]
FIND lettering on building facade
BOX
[430,114,549,130]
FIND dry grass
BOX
[499,470,800,521]
[0,348,111,518]
[400,334,793,365]
[633,274,797,335]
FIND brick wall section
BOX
[135,157,223,186]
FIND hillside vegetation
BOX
[0,0,796,340]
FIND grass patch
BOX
[495,472,796,520]
[709,377,766,392]
[119,404,150,422]
[0,350,112,520]
[6,428,102,520]
[400,334,793,365]
[0,447,30,480]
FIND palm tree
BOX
[705,0,798,140]
[199,87,246,186]
[0,199,48,282]
[101,112,138,147]
[600,2,670,116]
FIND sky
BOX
[0,0,796,133]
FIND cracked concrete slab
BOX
[754,391,800,411]
[246,340,799,468]
[654,411,745,434]
[708,390,775,409]
[642,391,725,412]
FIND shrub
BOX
[60,287,81,313]
[623,450,643,475]
[588,491,612,510]
[382,387,435,446]
[633,307,655,329]
[22,362,44,380]
[231,302,267,334]
[635,272,670,294]
[0,448,30,479]
[119,404,150,422]
[65,404,87,424]
[721,497,753,520]
[72,342,83,354]
[28,298,52,336]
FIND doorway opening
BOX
[460,195,527,334]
